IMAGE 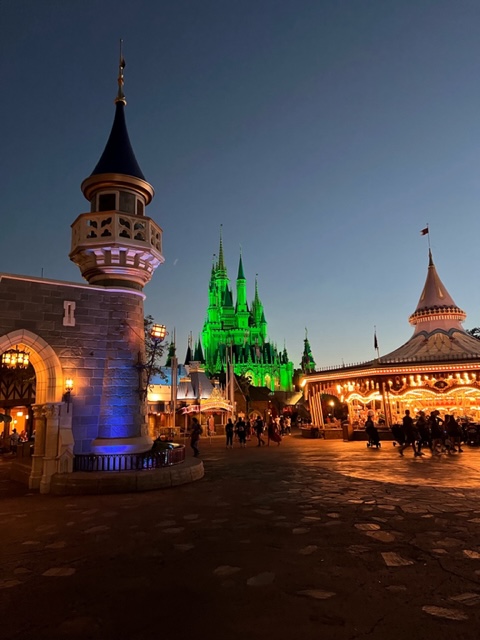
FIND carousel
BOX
[303,250,480,430]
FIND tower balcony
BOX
[70,211,164,289]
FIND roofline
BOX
[0,273,146,299]
[81,173,155,204]
[304,360,480,384]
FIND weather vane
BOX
[115,38,127,105]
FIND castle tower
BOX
[201,234,293,391]
[300,328,316,374]
[70,52,164,289]
[68,50,163,454]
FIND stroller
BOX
[365,424,381,448]
[391,424,405,447]
[464,424,480,447]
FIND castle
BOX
[200,233,294,392]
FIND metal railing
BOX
[73,445,185,472]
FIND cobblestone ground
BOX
[2,433,480,640]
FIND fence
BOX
[73,445,185,472]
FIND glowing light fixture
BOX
[64,378,74,412]
[1,346,30,369]
[150,324,167,341]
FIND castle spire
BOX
[237,248,245,280]
[115,39,127,106]
[301,327,316,373]
[217,225,226,272]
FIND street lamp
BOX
[138,324,168,399]
[329,400,335,421]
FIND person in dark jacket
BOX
[190,418,202,457]
[255,417,265,446]
[399,410,420,456]
[225,418,234,448]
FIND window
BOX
[63,301,76,327]
[119,191,135,214]
[98,193,116,211]
[136,200,144,216]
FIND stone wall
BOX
[0,274,146,453]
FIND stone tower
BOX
[69,53,164,454]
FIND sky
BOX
[2,0,480,368]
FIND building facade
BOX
[201,234,293,391]
[0,58,163,491]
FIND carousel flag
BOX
[420,227,429,235]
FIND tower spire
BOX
[218,225,226,272]
[115,39,127,105]
[254,274,260,305]
[237,248,245,280]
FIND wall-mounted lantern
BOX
[63,378,74,412]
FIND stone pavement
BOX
[2,434,480,639]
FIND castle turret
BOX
[300,328,316,373]
[236,252,249,329]
[67,50,163,455]
[69,53,164,290]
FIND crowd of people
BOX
[0,428,34,454]
[189,414,293,457]
[366,409,475,457]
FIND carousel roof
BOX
[378,250,480,364]
[308,250,480,381]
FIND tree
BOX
[467,328,480,340]
[141,316,167,396]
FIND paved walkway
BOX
[2,434,480,639]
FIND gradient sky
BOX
[2,0,480,368]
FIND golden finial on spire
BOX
[115,38,127,105]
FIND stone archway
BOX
[0,329,63,404]
[0,330,71,492]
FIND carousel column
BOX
[40,403,62,494]
[29,404,47,489]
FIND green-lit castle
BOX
[200,233,294,391]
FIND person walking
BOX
[416,411,431,454]
[446,414,463,453]
[267,418,282,446]
[429,410,444,454]
[255,416,265,446]
[236,417,247,448]
[9,428,19,454]
[190,418,202,458]
[225,418,234,448]
[399,410,420,456]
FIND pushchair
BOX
[464,424,480,447]
[391,424,405,447]
[366,424,381,448]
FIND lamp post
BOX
[138,323,167,400]
[329,400,335,422]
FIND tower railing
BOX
[71,211,162,255]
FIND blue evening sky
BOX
[2,0,480,368]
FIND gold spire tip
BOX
[115,38,127,105]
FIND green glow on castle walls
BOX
[201,237,293,391]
